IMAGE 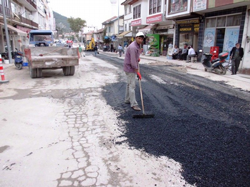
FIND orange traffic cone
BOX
[0,57,9,83]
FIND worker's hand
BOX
[137,72,141,80]
[138,58,140,62]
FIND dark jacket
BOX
[230,47,244,59]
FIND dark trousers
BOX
[232,58,241,74]
[172,54,179,59]
[180,53,187,60]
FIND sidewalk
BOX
[99,51,250,92]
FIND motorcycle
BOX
[202,52,229,75]
[14,48,23,70]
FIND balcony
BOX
[0,5,11,17]
[20,15,38,28]
[18,0,37,11]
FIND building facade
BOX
[119,0,250,74]
[0,0,55,56]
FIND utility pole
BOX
[1,0,12,63]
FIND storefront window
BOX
[179,33,192,48]
[217,17,226,27]
[226,15,241,26]
[170,0,187,14]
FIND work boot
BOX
[131,105,141,111]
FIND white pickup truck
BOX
[24,30,79,78]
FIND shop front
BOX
[154,25,174,56]
[176,18,200,51]
[145,13,174,56]
[203,8,246,58]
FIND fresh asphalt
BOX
[91,52,250,187]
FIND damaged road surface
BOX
[0,53,250,187]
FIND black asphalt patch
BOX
[99,53,250,187]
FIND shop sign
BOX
[176,19,199,24]
[193,0,207,12]
[168,29,175,34]
[180,28,192,32]
[146,14,162,24]
[131,19,142,26]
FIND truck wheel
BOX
[63,67,70,76]
[30,68,37,78]
[69,66,75,76]
[36,68,43,78]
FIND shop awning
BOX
[117,31,131,38]
[155,25,174,30]
[138,24,156,34]
[0,22,26,36]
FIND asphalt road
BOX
[95,52,250,187]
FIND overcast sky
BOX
[49,0,124,29]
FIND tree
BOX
[67,17,86,33]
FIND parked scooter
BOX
[14,48,23,70]
[202,52,229,75]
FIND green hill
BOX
[53,11,71,33]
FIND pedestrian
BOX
[123,31,144,111]
[79,44,83,57]
[230,43,244,75]
[172,45,179,59]
[124,45,127,55]
[94,45,98,56]
[180,44,188,60]
[118,44,123,57]
[111,44,114,52]
[167,42,173,59]
[186,45,196,63]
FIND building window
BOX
[157,0,161,12]
[129,23,131,31]
[206,14,241,28]
[149,0,161,15]
[129,5,131,13]
[226,15,241,26]
[170,0,187,14]
[125,5,127,15]
[125,24,127,31]
[133,4,141,19]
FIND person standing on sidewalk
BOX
[186,45,196,63]
[230,43,244,75]
[94,45,98,56]
[118,44,123,57]
[123,32,144,111]
[79,44,83,57]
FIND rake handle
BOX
[138,64,145,115]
